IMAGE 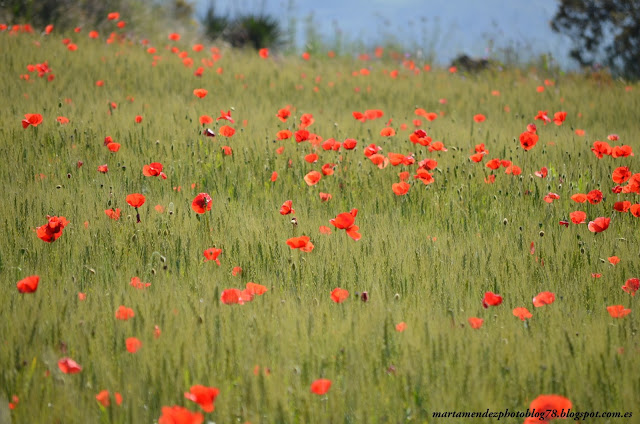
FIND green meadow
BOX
[0,23,639,424]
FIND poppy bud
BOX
[67,173,71,178]
[361,291,369,302]
[539,231,545,237]
[291,217,298,226]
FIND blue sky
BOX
[195,0,575,68]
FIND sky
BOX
[195,0,576,68]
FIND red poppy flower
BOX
[98,164,108,173]
[259,48,269,58]
[199,116,214,126]
[607,305,631,318]
[485,158,501,170]
[193,88,207,98]
[270,172,278,182]
[115,305,135,320]
[57,116,69,124]
[533,291,555,307]
[612,145,633,158]
[192,193,212,214]
[126,337,142,353]
[286,236,314,252]
[310,379,332,395]
[534,167,548,178]
[218,125,234,137]
[22,113,43,128]
[143,162,164,177]
[275,130,292,140]
[424,112,438,121]
[276,107,291,122]
[473,114,486,123]
[342,138,357,150]
[280,200,294,215]
[418,158,438,171]
[630,204,640,217]
[526,395,571,423]
[543,192,560,203]
[245,282,268,295]
[319,192,332,202]
[303,153,318,164]
[221,145,232,155]
[468,317,483,329]
[130,277,151,289]
[220,288,244,305]
[586,189,602,204]
[304,171,322,186]
[294,129,309,143]
[89,30,99,38]
[519,131,538,150]
[622,278,639,296]
[300,113,315,129]
[613,201,631,213]
[158,406,203,424]
[126,193,145,208]
[321,163,335,176]
[413,168,435,185]
[330,288,349,303]
[591,141,611,158]
[513,307,532,321]
[95,390,110,407]
[482,292,503,308]
[107,12,120,20]
[369,154,388,169]
[319,225,332,234]
[380,127,395,137]
[184,385,220,413]
[470,152,485,162]
[553,111,567,125]
[568,211,586,225]
[390,180,409,196]
[135,115,143,123]
[204,248,222,265]
[215,110,234,124]
[330,209,361,241]
[505,164,521,175]
[612,167,631,184]
[232,266,242,276]
[588,217,610,233]
[106,142,121,152]
[17,275,39,293]
[608,256,620,265]
[428,141,447,152]
[58,357,82,374]
[395,322,407,332]
[37,215,69,243]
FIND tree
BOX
[200,1,283,50]
[550,0,640,78]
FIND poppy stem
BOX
[205,211,211,237]
[136,207,141,223]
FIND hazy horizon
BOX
[195,0,577,68]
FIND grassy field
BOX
[0,21,639,424]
